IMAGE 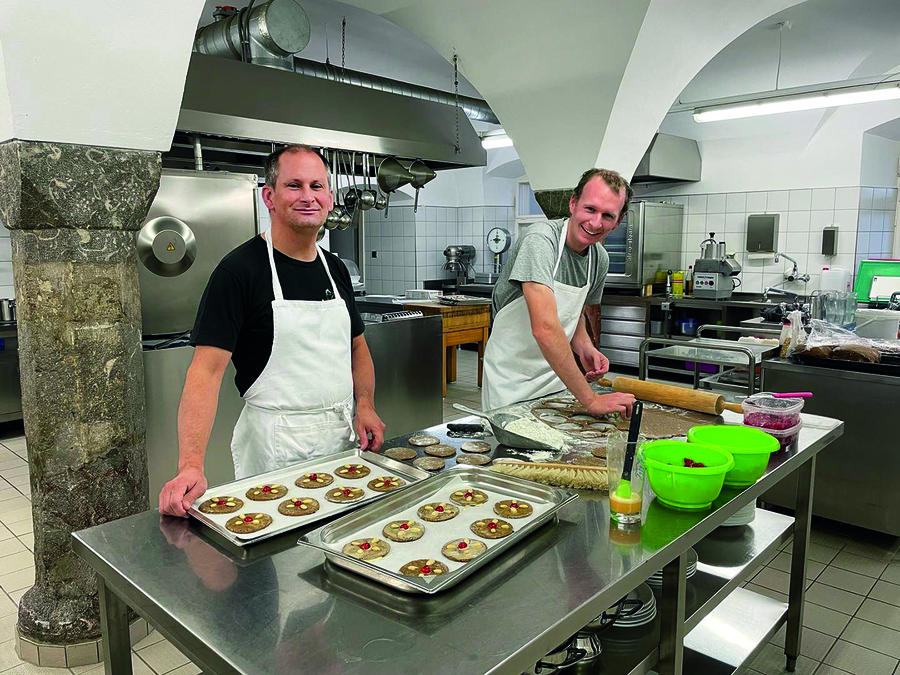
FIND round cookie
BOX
[367,476,406,493]
[457,453,491,466]
[295,472,334,489]
[384,447,418,461]
[324,486,366,503]
[409,434,440,447]
[424,444,457,458]
[569,415,596,422]
[198,496,243,514]
[494,499,534,519]
[342,538,390,561]
[417,501,459,522]
[382,519,425,542]
[335,463,370,479]
[278,497,320,516]
[245,484,287,501]
[225,513,273,534]
[442,538,488,562]
[413,456,445,472]
[471,517,513,539]
[460,441,491,454]
[400,559,449,578]
[450,487,489,507]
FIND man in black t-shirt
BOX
[159,145,386,517]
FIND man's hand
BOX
[577,346,610,382]
[355,402,386,452]
[159,466,208,518]
[585,392,636,418]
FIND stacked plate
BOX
[613,582,657,628]
[646,548,698,587]
[721,500,757,527]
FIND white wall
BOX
[0,41,13,144]
[0,0,203,150]
[860,133,900,188]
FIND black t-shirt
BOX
[191,235,364,396]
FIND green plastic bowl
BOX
[687,425,780,488]
[641,440,734,511]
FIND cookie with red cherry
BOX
[295,472,334,489]
[198,496,243,514]
[245,484,287,501]
[335,463,371,479]
[442,538,488,562]
[449,487,489,507]
[417,502,459,522]
[225,513,273,534]
[277,497,320,516]
[367,476,406,493]
[471,517,513,539]
[382,519,425,542]
[400,559,449,577]
[325,486,366,503]
[494,499,533,518]
[342,538,390,561]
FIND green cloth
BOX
[492,219,609,314]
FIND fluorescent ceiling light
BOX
[481,133,514,149]
[693,84,900,122]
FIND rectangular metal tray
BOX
[189,449,430,547]
[298,466,577,594]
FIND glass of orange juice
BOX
[607,431,646,525]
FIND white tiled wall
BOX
[0,226,12,299]
[649,186,897,294]
[363,205,516,295]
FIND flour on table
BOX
[503,418,567,450]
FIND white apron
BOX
[230,231,356,479]
[482,220,592,411]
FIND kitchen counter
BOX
[73,408,842,675]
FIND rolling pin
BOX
[596,377,743,416]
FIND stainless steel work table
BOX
[72,411,842,675]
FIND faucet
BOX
[764,286,800,302]
[774,252,811,283]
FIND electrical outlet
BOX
[371,251,378,258]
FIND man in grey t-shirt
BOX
[481,168,637,416]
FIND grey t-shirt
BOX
[492,219,610,314]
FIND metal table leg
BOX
[785,456,816,672]
[658,552,687,675]
[99,578,133,675]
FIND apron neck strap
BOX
[263,230,340,301]
[554,220,592,282]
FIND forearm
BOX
[533,321,593,404]
[176,371,221,472]
[351,336,376,409]
[570,313,594,357]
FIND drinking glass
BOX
[607,431,646,524]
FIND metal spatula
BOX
[452,403,563,450]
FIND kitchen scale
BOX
[487,227,511,274]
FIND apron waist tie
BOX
[332,399,356,441]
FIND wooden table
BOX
[402,301,491,397]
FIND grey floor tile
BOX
[746,582,789,603]
[768,552,826,580]
[843,538,900,563]
[807,543,840,565]
[812,666,851,675]
[870,580,900,607]
[770,624,836,662]
[750,643,820,675]
[841,617,900,659]
[806,582,864,615]
[168,663,203,675]
[831,551,888,579]
[880,562,900,586]
[824,639,898,675]
[133,629,166,651]
[857,599,900,633]
[803,602,852,637]
[754,567,793,595]
[817,566,876,596]
[135,636,190,673]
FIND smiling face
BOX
[566,176,627,254]
[261,149,333,234]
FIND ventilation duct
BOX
[631,133,701,183]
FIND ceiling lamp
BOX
[481,131,514,149]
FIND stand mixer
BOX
[693,232,742,300]
[443,245,477,290]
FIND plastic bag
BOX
[784,311,900,361]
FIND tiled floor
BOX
[0,350,898,674]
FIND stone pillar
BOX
[0,140,160,649]
[533,189,572,220]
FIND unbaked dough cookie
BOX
[494,499,533,519]
[382,519,425,542]
[569,415,596,423]
[245,484,287,501]
[335,463,370,479]
[384,447,418,461]
[324,486,366,503]
[278,497,320,516]
[573,456,606,467]
[367,476,406,493]
[400,559,449,577]
[198,496,243,514]
[342,538,390,561]
[424,444,457,457]
[538,413,568,424]
[460,441,491,454]
[225,513,273,534]
[470,517,513,539]
[413,456,445,472]
[553,423,584,432]
[578,430,609,440]
[442,538,488,562]
[457,453,491,466]
[417,501,460,522]
[450,487,489,506]
[589,422,618,432]
[295,472,334,489]
[591,446,607,458]
[409,434,440,447]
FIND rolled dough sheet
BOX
[612,404,722,439]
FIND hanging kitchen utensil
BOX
[343,151,361,214]
[358,153,376,211]
[377,156,413,217]
[336,152,353,230]
[325,149,342,229]
[371,154,388,211]
[408,159,436,213]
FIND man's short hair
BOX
[264,144,330,189]
[572,168,633,219]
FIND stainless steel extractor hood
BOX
[631,133,701,183]
[176,53,486,170]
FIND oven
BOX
[604,201,684,288]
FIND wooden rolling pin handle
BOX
[722,402,744,414]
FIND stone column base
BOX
[16,617,150,668]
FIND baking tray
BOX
[298,466,577,594]
[189,449,430,547]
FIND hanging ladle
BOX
[336,152,353,230]
[408,159,436,213]
[325,150,342,229]
[376,156,414,217]
[358,153,377,211]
